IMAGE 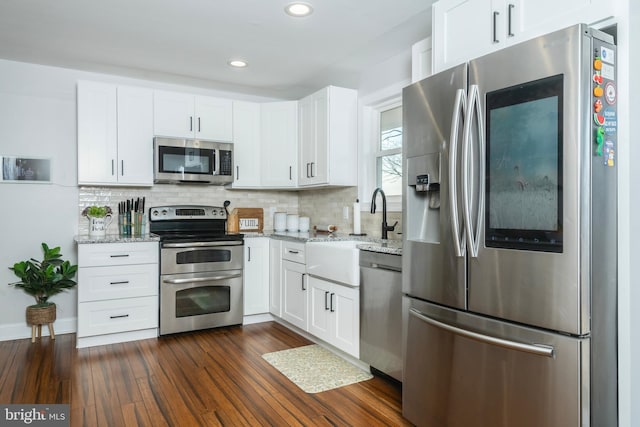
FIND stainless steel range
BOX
[149,205,244,335]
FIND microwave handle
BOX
[214,149,220,176]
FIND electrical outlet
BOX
[343,206,349,220]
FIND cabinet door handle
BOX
[248,247,251,262]
[110,254,130,258]
[111,159,115,176]
[198,117,201,132]
[190,116,193,132]
[109,280,130,285]
[507,4,515,37]
[289,166,292,180]
[110,314,129,319]
[310,162,315,177]
[121,160,124,176]
[306,163,310,178]
[330,293,335,312]
[236,165,239,180]
[325,291,330,310]
[301,273,306,291]
[493,11,500,43]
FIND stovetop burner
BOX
[149,205,243,243]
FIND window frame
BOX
[359,90,403,213]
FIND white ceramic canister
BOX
[286,214,299,231]
[298,216,310,232]
[274,212,287,232]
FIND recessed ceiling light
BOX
[285,2,313,17]
[228,59,248,68]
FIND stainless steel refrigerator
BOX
[402,24,617,427]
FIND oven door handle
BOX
[162,240,243,248]
[162,272,242,284]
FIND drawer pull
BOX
[109,281,130,285]
[110,254,130,258]
[288,250,300,254]
[109,314,130,319]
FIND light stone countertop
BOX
[74,234,160,244]
[246,231,402,256]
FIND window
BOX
[359,85,404,213]
[376,104,403,197]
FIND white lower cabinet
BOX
[269,239,283,317]
[308,276,359,358]
[270,238,359,357]
[281,259,308,330]
[76,241,159,348]
[243,237,270,316]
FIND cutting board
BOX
[227,208,264,233]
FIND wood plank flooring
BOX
[0,321,410,426]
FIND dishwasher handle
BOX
[361,262,402,273]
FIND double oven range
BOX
[149,205,244,335]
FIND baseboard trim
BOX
[0,317,77,342]
[243,313,275,325]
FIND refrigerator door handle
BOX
[409,308,555,358]
[462,84,485,258]
[449,88,467,257]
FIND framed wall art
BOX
[1,156,52,183]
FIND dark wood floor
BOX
[0,321,411,426]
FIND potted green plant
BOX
[82,205,113,237]
[8,243,78,340]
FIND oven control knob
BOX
[151,209,159,216]
[162,209,168,216]
[212,210,217,216]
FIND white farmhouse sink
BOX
[306,240,361,286]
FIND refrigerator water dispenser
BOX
[406,153,440,243]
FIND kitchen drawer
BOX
[78,263,158,303]
[78,242,159,267]
[77,296,158,337]
[282,241,305,263]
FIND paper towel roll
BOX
[353,200,361,235]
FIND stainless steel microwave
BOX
[153,137,233,184]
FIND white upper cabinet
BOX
[412,37,433,83]
[232,101,262,188]
[298,86,357,187]
[231,100,298,189]
[432,0,615,73]
[261,101,298,188]
[77,81,153,186]
[153,90,233,142]
[117,86,154,185]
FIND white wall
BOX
[0,60,80,339]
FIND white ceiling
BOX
[0,0,433,99]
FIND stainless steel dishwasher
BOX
[359,249,403,382]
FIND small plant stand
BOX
[26,304,56,343]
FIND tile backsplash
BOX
[78,185,299,235]
[78,185,402,240]
[298,187,403,239]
